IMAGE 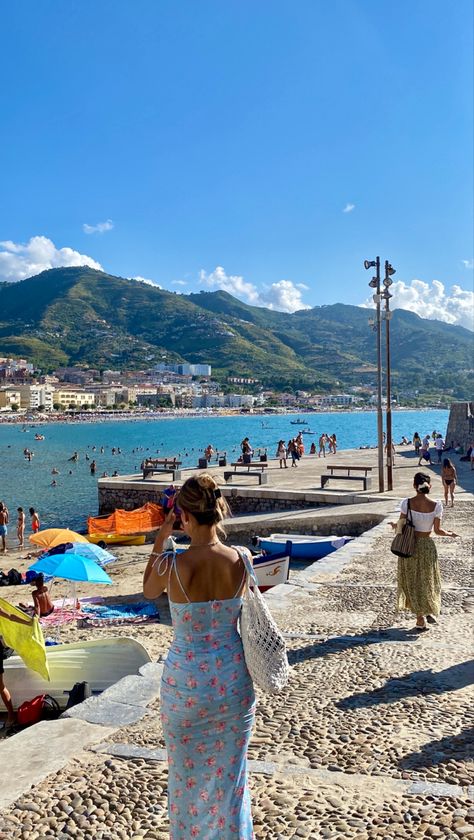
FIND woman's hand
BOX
[160,509,176,537]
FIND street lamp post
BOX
[364,257,384,492]
[383,261,396,491]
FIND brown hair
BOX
[176,473,230,536]
[414,472,431,494]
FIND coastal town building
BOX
[16,383,55,410]
[54,389,96,409]
[0,387,21,410]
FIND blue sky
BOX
[1,0,473,327]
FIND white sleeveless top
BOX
[400,498,442,532]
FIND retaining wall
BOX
[445,402,474,451]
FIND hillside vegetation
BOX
[0,267,471,397]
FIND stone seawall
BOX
[445,401,474,451]
[98,478,370,519]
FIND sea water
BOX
[0,409,448,532]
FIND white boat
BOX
[255,533,353,560]
[1,636,151,711]
[253,550,290,592]
[172,540,290,593]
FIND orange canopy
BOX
[87,502,164,535]
[30,528,89,548]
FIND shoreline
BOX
[0,406,449,426]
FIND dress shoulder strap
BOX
[168,553,191,603]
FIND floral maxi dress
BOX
[161,562,256,840]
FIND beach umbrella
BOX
[30,528,89,548]
[36,541,115,570]
[29,553,113,585]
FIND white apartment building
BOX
[16,384,55,410]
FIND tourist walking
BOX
[287,438,299,467]
[0,503,8,553]
[318,433,326,458]
[29,507,40,534]
[276,439,287,468]
[441,458,457,507]
[17,507,25,549]
[143,474,255,838]
[413,432,421,456]
[434,434,445,463]
[418,435,431,465]
[240,437,253,464]
[392,472,457,631]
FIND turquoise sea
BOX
[0,410,449,532]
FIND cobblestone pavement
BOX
[0,502,472,839]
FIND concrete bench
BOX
[224,470,268,485]
[230,461,268,473]
[142,459,182,480]
[321,465,372,491]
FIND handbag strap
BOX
[232,545,258,588]
[406,499,414,526]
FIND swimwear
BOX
[0,525,7,537]
[443,478,454,486]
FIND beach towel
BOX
[0,598,49,681]
[78,601,159,627]
[39,608,85,627]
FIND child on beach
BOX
[31,574,54,618]
[17,508,25,549]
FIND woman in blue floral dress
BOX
[143,474,255,839]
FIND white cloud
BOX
[0,236,102,282]
[83,219,114,234]
[461,259,473,269]
[199,265,310,313]
[132,275,162,288]
[172,279,188,286]
[343,203,355,213]
[360,278,474,331]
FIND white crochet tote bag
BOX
[236,547,289,694]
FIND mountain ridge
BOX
[0,267,471,397]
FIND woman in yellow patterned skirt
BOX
[393,472,458,631]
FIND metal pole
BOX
[375,257,384,492]
[384,292,393,491]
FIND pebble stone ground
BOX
[0,499,473,838]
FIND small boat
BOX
[290,418,307,425]
[254,533,353,560]
[172,541,290,593]
[301,429,315,435]
[253,548,290,591]
[87,533,146,547]
[1,637,151,711]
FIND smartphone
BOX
[172,500,182,530]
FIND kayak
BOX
[255,533,353,560]
[87,533,146,547]
[1,636,151,711]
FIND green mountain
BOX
[0,267,471,397]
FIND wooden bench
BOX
[142,458,183,481]
[224,470,268,485]
[230,461,268,473]
[321,464,372,491]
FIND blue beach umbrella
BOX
[38,541,115,568]
[30,552,113,585]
